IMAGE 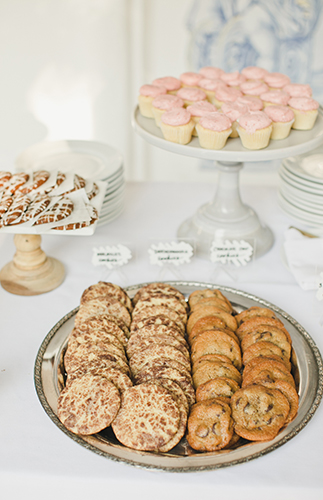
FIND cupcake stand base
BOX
[133,106,323,259]
[0,234,65,296]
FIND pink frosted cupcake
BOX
[152,76,182,95]
[241,66,269,81]
[237,111,273,150]
[221,102,249,137]
[264,72,290,90]
[260,90,290,107]
[151,94,184,127]
[283,83,312,98]
[288,97,320,130]
[220,71,247,88]
[198,78,227,102]
[199,66,225,79]
[160,107,195,144]
[196,113,232,149]
[236,95,264,111]
[138,84,167,117]
[213,86,243,107]
[179,72,203,88]
[240,80,269,97]
[187,100,218,136]
[264,105,295,139]
[177,87,207,107]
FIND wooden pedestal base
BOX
[0,234,65,296]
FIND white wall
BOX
[0,0,322,185]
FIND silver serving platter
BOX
[34,281,323,472]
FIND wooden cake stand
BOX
[0,234,65,296]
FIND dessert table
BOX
[0,180,322,499]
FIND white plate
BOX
[281,165,323,189]
[279,176,323,204]
[283,155,323,184]
[15,140,123,181]
[100,196,124,216]
[279,186,323,214]
[97,205,124,226]
[279,170,323,195]
[277,192,323,226]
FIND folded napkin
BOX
[284,228,323,291]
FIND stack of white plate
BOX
[15,140,125,227]
[278,145,323,228]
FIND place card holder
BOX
[91,242,134,287]
[208,237,256,282]
[147,238,196,281]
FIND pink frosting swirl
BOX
[221,102,249,122]
[264,105,295,123]
[236,95,264,111]
[198,78,226,92]
[187,101,218,116]
[264,72,290,88]
[152,94,184,110]
[199,113,232,132]
[152,76,181,91]
[283,83,312,98]
[215,86,242,103]
[161,107,192,126]
[241,66,269,80]
[179,72,203,86]
[139,84,167,97]
[288,97,319,111]
[198,66,225,79]
[238,111,272,134]
[220,71,247,86]
[240,80,269,96]
[260,90,290,105]
[177,87,207,102]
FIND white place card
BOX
[92,244,132,269]
[210,238,253,267]
[148,241,194,267]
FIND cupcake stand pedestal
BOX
[133,106,323,259]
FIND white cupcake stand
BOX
[133,106,323,259]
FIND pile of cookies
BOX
[0,170,98,229]
[57,282,299,454]
[186,295,298,451]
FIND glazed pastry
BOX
[237,111,273,150]
[138,84,167,118]
[196,113,232,149]
[160,107,195,145]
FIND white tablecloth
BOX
[1,181,322,499]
